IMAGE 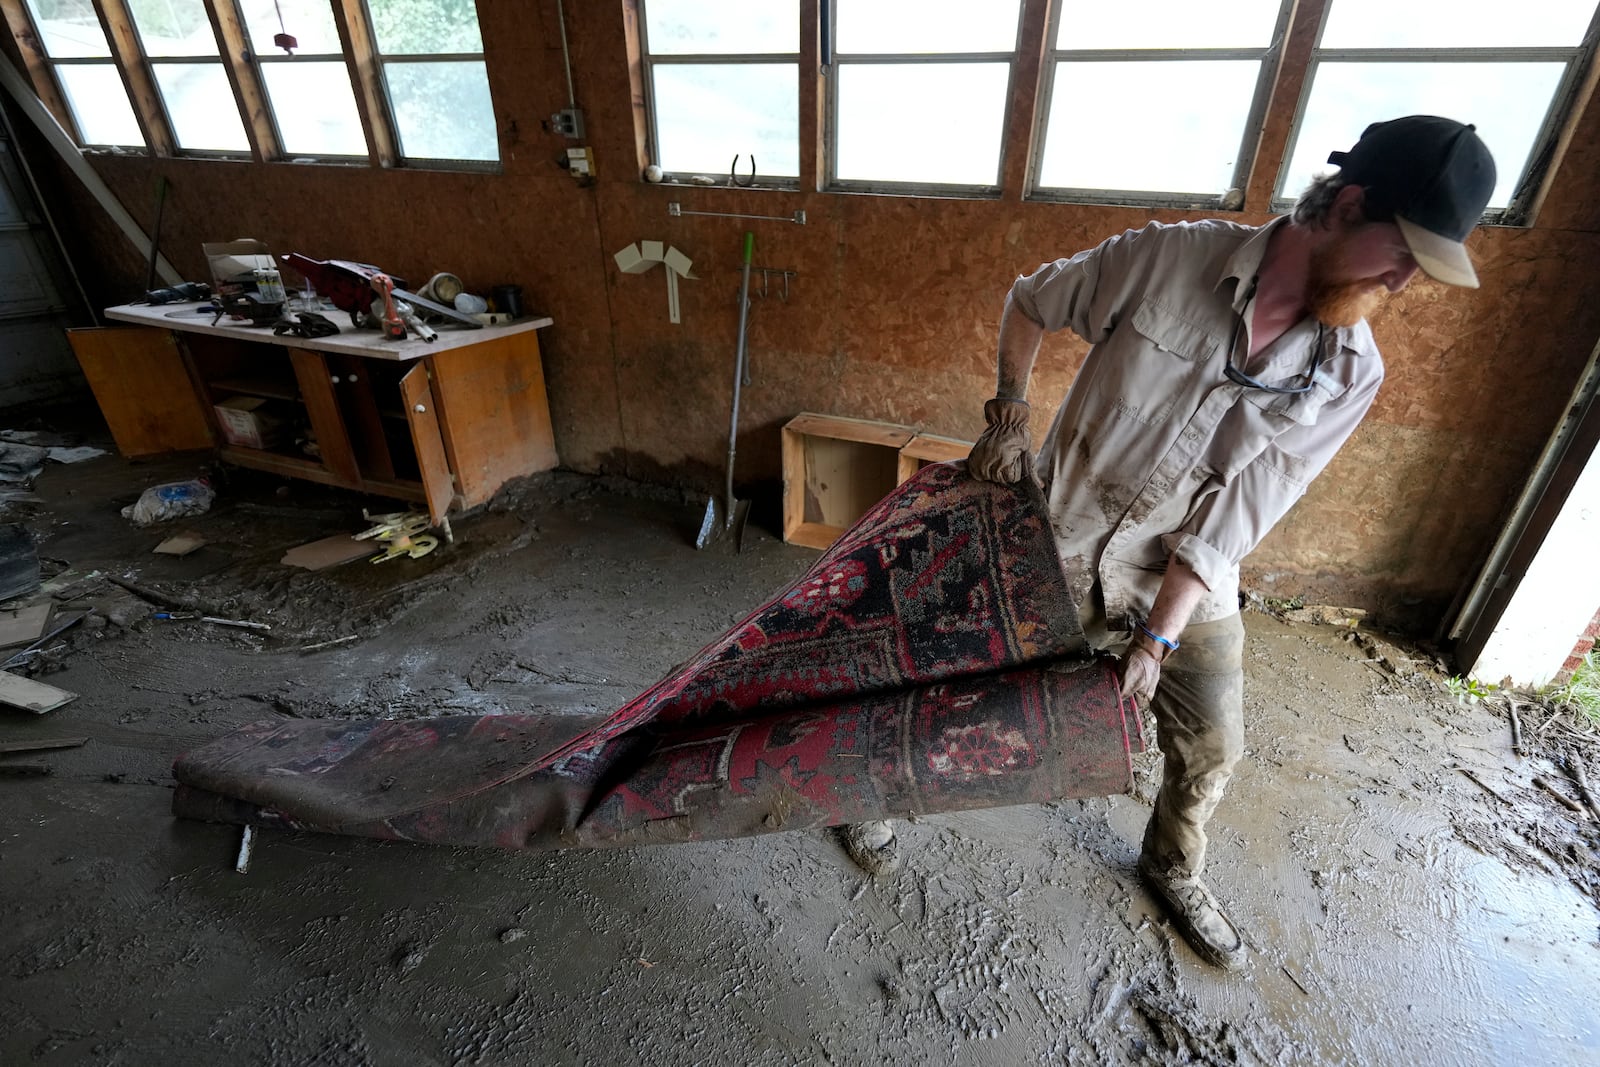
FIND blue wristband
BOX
[1136,622,1179,653]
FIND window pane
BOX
[644,0,797,55]
[652,64,797,175]
[240,0,342,54]
[57,63,144,145]
[23,0,110,58]
[152,62,249,151]
[1037,60,1260,193]
[385,60,497,161]
[1322,0,1594,48]
[1281,62,1567,208]
[1054,0,1285,49]
[836,0,1020,54]
[262,62,365,155]
[128,0,219,57]
[836,63,1009,185]
[368,0,483,55]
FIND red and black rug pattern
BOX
[170,463,1134,849]
[564,658,1130,848]
[534,461,1088,769]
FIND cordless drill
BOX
[143,281,213,304]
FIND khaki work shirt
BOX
[1012,217,1384,633]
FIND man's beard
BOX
[1306,241,1389,328]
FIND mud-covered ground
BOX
[2,428,1598,1066]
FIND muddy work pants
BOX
[1100,613,1246,881]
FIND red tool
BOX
[369,272,407,341]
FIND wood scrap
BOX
[0,600,51,648]
[0,762,52,777]
[1532,776,1590,818]
[0,736,87,754]
[153,533,208,557]
[0,670,77,713]
[1565,755,1600,823]
[1507,700,1525,757]
[104,574,200,612]
[1455,766,1510,806]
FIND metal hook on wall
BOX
[753,268,797,302]
[729,154,756,187]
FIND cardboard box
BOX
[214,396,287,450]
[202,239,277,295]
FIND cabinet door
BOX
[67,327,213,457]
[400,362,455,525]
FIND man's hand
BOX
[1118,642,1163,709]
[968,398,1034,484]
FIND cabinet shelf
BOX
[209,377,302,404]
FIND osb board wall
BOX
[9,0,1600,628]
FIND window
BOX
[829,0,1022,191]
[241,0,365,158]
[3,0,499,166]
[640,0,799,180]
[366,0,498,164]
[1278,0,1600,218]
[18,0,144,147]
[1033,0,1292,202]
[127,0,249,153]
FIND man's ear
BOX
[1332,183,1368,227]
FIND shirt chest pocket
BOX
[1208,372,1346,482]
[1096,299,1223,425]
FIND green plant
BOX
[1540,650,1600,727]
[1445,674,1496,706]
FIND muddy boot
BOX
[838,820,900,877]
[1137,860,1246,970]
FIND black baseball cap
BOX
[1327,115,1497,288]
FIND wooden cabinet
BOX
[69,303,559,524]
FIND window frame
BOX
[0,0,502,169]
[823,4,1026,197]
[1026,0,1297,208]
[361,0,500,171]
[1273,4,1600,224]
[635,4,801,187]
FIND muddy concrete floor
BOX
[2,430,1599,1066]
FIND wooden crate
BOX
[897,432,973,484]
[781,413,914,549]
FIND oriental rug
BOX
[172,463,1134,849]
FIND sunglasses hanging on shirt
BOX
[1224,280,1324,395]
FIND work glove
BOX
[968,398,1034,484]
[1118,644,1163,710]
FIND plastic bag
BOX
[121,479,215,526]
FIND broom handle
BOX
[726,231,754,514]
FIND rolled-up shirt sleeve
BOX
[1161,366,1384,590]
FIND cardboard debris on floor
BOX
[280,534,372,571]
[0,601,51,648]
[0,670,76,714]
[0,442,47,485]
[0,524,39,602]
[153,533,208,557]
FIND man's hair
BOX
[1293,171,1384,227]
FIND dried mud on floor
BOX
[2,448,1599,1066]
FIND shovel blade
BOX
[695,496,726,550]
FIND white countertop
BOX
[105,301,554,362]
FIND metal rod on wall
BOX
[668,202,806,225]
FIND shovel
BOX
[696,231,756,551]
